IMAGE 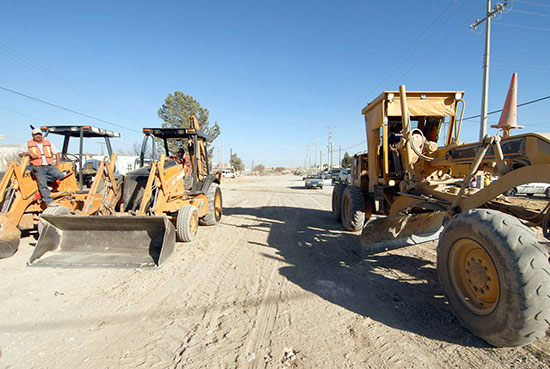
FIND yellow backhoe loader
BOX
[332,86,550,347]
[0,125,120,258]
[31,116,222,268]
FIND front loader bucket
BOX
[29,215,175,268]
[360,211,445,255]
[0,218,21,258]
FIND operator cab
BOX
[40,125,120,191]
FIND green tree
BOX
[157,91,221,157]
[230,152,245,173]
[253,164,265,175]
[341,152,352,168]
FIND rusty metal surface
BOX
[360,211,445,255]
[29,215,175,268]
[0,218,20,258]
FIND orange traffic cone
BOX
[491,73,523,136]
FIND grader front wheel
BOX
[331,183,345,221]
[341,186,365,232]
[437,209,550,347]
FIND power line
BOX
[0,106,55,124]
[493,22,550,31]
[462,94,550,121]
[492,61,550,71]
[329,0,470,129]
[0,85,141,133]
[332,1,483,129]
[513,0,550,7]
[0,42,145,126]
[511,9,550,16]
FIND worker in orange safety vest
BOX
[19,127,65,207]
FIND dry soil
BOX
[1,175,549,369]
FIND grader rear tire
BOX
[176,205,198,242]
[332,183,346,221]
[200,183,222,226]
[437,209,550,347]
[341,186,365,232]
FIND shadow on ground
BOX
[224,205,489,348]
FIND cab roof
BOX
[41,125,120,138]
[142,127,212,141]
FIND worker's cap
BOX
[31,128,42,135]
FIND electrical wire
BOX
[0,42,145,126]
[0,85,141,133]
[493,22,550,31]
[328,0,471,129]
[332,2,484,129]
[462,95,550,121]
[513,0,550,8]
[0,106,55,124]
[511,9,550,16]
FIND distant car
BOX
[338,168,351,185]
[305,174,323,189]
[329,168,341,179]
[221,169,236,178]
[505,183,550,197]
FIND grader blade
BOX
[0,217,21,258]
[29,215,175,268]
[360,211,445,255]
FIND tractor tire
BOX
[331,183,346,221]
[341,186,365,231]
[176,204,198,242]
[437,209,550,347]
[200,183,222,226]
[38,205,70,235]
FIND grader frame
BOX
[333,86,550,347]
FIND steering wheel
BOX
[63,153,80,163]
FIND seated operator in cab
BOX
[388,122,403,145]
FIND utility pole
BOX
[330,142,334,168]
[306,145,310,173]
[325,126,334,169]
[338,145,341,168]
[221,138,225,169]
[313,138,319,168]
[470,0,508,140]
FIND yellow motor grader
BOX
[0,125,120,258]
[332,86,550,347]
[31,116,222,268]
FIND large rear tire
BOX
[176,204,198,242]
[200,183,222,226]
[341,186,365,231]
[332,183,346,221]
[437,209,550,347]
[38,206,70,235]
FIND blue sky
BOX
[0,0,549,167]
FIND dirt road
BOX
[1,175,549,368]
